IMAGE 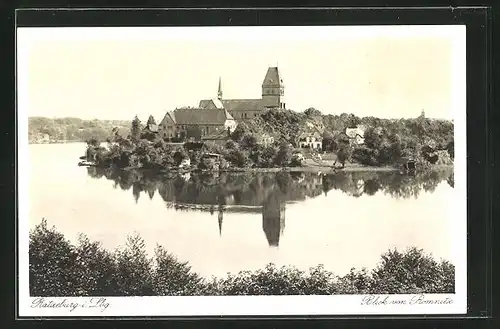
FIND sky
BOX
[17,26,465,122]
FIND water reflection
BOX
[87,167,453,247]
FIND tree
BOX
[274,142,292,166]
[322,131,336,152]
[146,115,157,126]
[173,148,188,166]
[346,114,361,128]
[304,107,322,118]
[225,149,247,168]
[352,146,377,166]
[131,116,142,141]
[240,134,258,149]
[370,247,454,294]
[261,146,277,167]
[336,145,352,168]
[230,124,246,142]
[225,140,237,150]
[86,138,100,148]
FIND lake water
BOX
[28,143,456,278]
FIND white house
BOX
[298,131,322,150]
[345,125,366,145]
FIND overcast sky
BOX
[17,26,465,122]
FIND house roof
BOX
[262,67,283,87]
[345,127,365,139]
[298,130,322,140]
[146,123,159,132]
[221,99,263,112]
[162,108,235,126]
[159,111,176,126]
[202,129,230,141]
[199,98,224,109]
[199,100,211,108]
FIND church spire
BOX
[218,208,223,236]
[217,76,223,100]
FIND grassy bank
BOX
[30,219,455,297]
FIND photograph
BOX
[17,24,467,317]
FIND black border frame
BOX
[5,5,496,329]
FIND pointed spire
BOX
[217,76,223,100]
[218,209,223,236]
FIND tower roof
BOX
[217,76,223,100]
[262,67,283,87]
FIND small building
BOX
[199,153,227,170]
[257,133,275,147]
[345,125,366,145]
[158,107,237,140]
[298,131,323,151]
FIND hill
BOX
[28,117,131,144]
[230,108,454,167]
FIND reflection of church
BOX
[213,195,286,247]
[262,200,286,247]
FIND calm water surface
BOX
[28,143,456,278]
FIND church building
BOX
[199,67,286,121]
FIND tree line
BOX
[82,107,453,170]
[85,114,303,170]
[240,108,454,168]
[28,117,130,144]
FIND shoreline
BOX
[80,163,453,174]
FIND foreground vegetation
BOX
[30,220,455,297]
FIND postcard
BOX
[17,24,467,317]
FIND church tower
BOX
[261,67,285,109]
[217,76,223,101]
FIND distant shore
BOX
[29,140,83,145]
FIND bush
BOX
[370,247,455,294]
[29,219,78,296]
[152,245,203,296]
[29,221,455,296]
[352,146,378,166]
[225,149,248,168]
[113,234,155,296]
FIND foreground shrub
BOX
[369,247,455,294]
[29,219,78,296]
[152,245,204,296]
[29,221,455,296]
